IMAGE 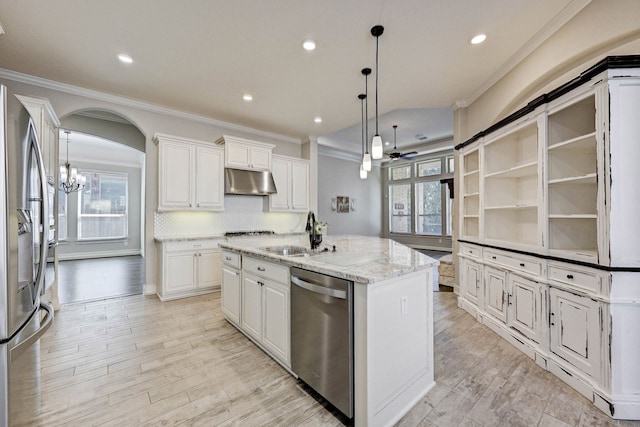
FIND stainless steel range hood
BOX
[225,168,277,195]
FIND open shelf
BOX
[484,122,537,176]
[548,173,596,185]
[484,173,537,208]
[548,95,596,146]
[548,132,596,151]
[464,150,479,173]
[485,204,537,210]
[549,217,597,252]
[484,161,537,179]
[463,217,479,238]
[463,173,479,195]
[484,207,538,246]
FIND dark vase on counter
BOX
[309,233,322,250]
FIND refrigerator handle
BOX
[10,301,54,362]
[29,120,49,298]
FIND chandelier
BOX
[59,130,86,194]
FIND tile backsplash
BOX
[154,195,307,238]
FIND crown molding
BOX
[0,68,302,145]
[455,0,592,108]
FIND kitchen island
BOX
[219,234,438,427]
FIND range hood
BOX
[225,168,277,195]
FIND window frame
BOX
[76,170,129,242]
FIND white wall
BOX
[318,152,381,236]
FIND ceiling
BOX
[0,0,585,154]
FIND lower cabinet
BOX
[549,287,602,381]
[221,250,241,325]
[462,258,482,307]
[221,255,291,367]
[484,266,507,323]
[157,240,222,301]
[508,275,544,344]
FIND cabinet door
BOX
[221,265,241,325]
[508,275,543,343]
[195,146,224,210]
[484,266,507,323]
[226,141,251,169]
[197,249,221,289]
[462,259,481,306]
[262,280,290,364]
[165,251,196,294]
[549,287,601,380]
[249,145,271,170]
[290,161,309,211]
[270,158,290,210]
[241,273,263,342]
[159,141,193,209]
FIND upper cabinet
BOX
[457,59,640,268]
[155,133,224,211]
[269,155,309,212]
[16,95,60,182]
[215,135,274,171]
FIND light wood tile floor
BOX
[29,291,640,426]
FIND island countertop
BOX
[218,234,438,284]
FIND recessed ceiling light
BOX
[470,34,487,45]
[314,116,322,123]
[303,39,316,51]
[117,54,133,64]
[242,93,253,102]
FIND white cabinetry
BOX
[456,58,640,420]
[239,256,290,366]
[215,135,274,171]
[549,287,602,381]
[15,95,60,181]
[155,134,224,211]
[269,155,309,212]
[157,240,222,301]
[221,251,241,326]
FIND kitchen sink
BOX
[262,245,310,256]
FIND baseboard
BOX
[58,249,142,261]
[144,283,157,295]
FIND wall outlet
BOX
[401,296,408,317]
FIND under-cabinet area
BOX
[456,59,640,420]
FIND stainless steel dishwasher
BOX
[290,267,354,419]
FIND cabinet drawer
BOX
[164,239,220,253]
[460,244,481,259]
[484,250,542,277]
[222,251,241,269]
[243,257,289,285]
[548,263,604,294]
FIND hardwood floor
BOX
[57,256,144,304]
[29,290,639,426]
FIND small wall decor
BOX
[337,196,350,213]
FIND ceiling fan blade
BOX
[401,151,418,157]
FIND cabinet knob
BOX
[257,266,266,272]
[551,322,555,326]
[492,256,497,260]
[519,263,525,267]
[550,312,555,316]
[258,281,264,286]
[566,274,574,279]
[235,271,240,276]
[225,256,232,261]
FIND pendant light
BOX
[59,130,86,194]
[361,67,372,172]
[358,93,368,179]
[370,25,384,160]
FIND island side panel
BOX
[354,269,435,427]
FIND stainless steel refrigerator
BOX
[0,84,54,426]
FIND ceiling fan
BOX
[387,125,418,161]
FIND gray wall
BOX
[318,153,381,236]
[62,114,146,152]
[57,160,143,259]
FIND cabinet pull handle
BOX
[551,322,555,326]
[235,271,240,276]
[508,294,512,305]
[492,256,497,260]
[519,263,525,267]
[550,312,555,316]
[566,274,574,279]
[257,266,266,272]
[225,256,232,261]
[258,281,264,286]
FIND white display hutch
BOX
[456,56,640,420]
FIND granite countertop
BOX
[154,232,306,243]
[218,234,439,284]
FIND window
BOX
[390,183,411,233]
[58,192,68,241]
[78,171,128,240]
[416,181,442,235]
[387,152,454,237]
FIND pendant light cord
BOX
[365,73,369,153]
[375,35,379,136]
